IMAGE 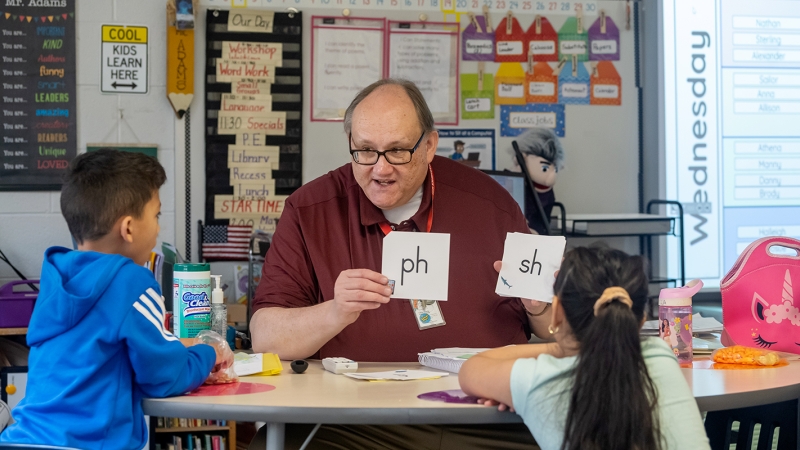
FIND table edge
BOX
[695,382,800,412]
[142,400,524,425]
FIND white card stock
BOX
[382,231,450,301]
[495,233,566,302]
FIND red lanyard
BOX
[379,166,434,235]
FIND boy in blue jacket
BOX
[0,150,224,449]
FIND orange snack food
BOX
[712,345,781,366]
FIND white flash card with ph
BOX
[495,233,566,302]
[381,231,450,301]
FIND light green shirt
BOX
[510,337,710,450]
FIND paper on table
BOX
[692,337,724,351]
[495,233,566,302]
[381,231,451,301]
[692,315,725,333]
[344,370,449,381]
[233,352,283,377]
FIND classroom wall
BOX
[0,0,180,285]
[2,0,647,285]
[296,2,640,216]
[183,2,643,261]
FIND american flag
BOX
[201,225,252,260]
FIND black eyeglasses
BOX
[349,132,426,165]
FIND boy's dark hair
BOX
[555,245,661,450]
[61,149,166,244]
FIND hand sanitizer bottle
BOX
[210,275,227,337]
[659,279,703,366]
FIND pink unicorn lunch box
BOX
[721,237,800,354]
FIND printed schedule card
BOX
[0,0,77,190]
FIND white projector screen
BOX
[662,0,800,287]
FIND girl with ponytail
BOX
[459,246,709,450]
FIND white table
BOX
[143,357,800,450]
[685,355,800,412]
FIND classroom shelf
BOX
[0,328,28,336]
[154,426,229,433]
[550,199,686,288]
[150,419,236,450]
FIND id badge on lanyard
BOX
[379,166,446,330]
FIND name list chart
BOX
[720,1,800,267]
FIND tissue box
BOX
[227,303,248,325]
[0,280,38,328]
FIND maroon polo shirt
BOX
[252,156,531,361]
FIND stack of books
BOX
[154,417,231,450]
[156,418,228,428]
[155,434,227,450]
[418,348,488,373]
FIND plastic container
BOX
[659,279,703,365]
[0,280,38,328]
[210,275,227,337]
[172,263,211,338]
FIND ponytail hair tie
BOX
[593,287,633,316]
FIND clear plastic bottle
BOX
[210,275,227,337]
[659,279,703,366]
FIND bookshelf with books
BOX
[151,417,236,450]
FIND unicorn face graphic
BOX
[747,269,799,350]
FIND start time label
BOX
[101,25,148,94]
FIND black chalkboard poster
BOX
[0,0,77,191]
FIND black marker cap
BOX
[290,360,308,374]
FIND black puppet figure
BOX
[515,128,565,235]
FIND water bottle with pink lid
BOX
[659,279,703,366]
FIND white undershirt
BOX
[382,186,423,225]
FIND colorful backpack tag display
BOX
[495,11,526,63]
[588,10,620,61]
[462,13,494,61]
[590,61,621,105]
[526,15,559,62]
[558,56,590,105]
[495,62,526,105]
[461,65,495,119]
[558,15,588,62]
[721,237,800,355]
[526,60,558,104]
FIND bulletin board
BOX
[311,16,386,121]
[197,0,642,219]
[0,1,77,191]
[204,9,303,231]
